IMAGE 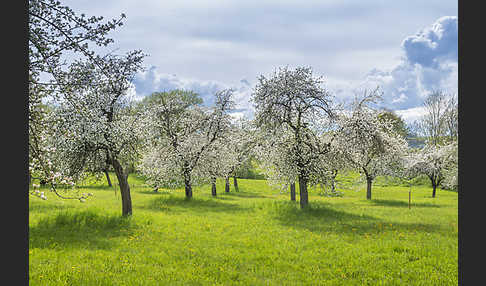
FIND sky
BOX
[62,0,458,123]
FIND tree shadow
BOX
[222,191,267,199]
[207,195,236,201]
[29,201,71,213]
[76,185,114,190]
[138,189,173,195]
[141,196,247,214]
[271,201,443,235]
[29,210,137,250]
[370,199,442,208]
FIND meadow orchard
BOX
[28,0,458,284]
[29,0,458,216]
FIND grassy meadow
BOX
[29,172,458,285]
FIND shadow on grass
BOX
[29,201,71,213]
[271,201,443,235]
[370,199,441,208]
[76,185,114,190]
[222,191,267,199]
[138,189,173,195]
[29,210,136,250]
[142,195,247,214]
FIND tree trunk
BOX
[298,175,308,209]
[429,175,437,198]
[233,176,239,192]
[112,158,132,216]
[290,182,296,201]
[366,177,372,200]
[331,170,338,193]
[104,169,112,187]
[182,160,193,199]
[184,173,193,199]
[225,177,230,193]
[211,177,217,197]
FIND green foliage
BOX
[137,89,203,111]
[235,157,266,179]
[30,174,457,285]
[378,109,410,139]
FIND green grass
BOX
[29,172,457,285]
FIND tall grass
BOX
[29,172,457,285]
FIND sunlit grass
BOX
[29,172,457,285]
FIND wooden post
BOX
[408,187,411,209]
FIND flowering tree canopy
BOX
[44,51,145,216]
[403,142,457,197]
[138,89,234,199]
[252,66,336,208]
[335,89,408,200]
[28,0,134,205]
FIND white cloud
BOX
[132,66,255,117]
[395,106,427,124]
[62,0,456,84]
[348,16,458,110]
[401,16,458,68]
[132,16,457,120]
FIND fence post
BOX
[409,186,411,209]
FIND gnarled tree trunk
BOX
[431,176,437,198]
[366,177,372,200]
[183,161,193,199]
[211,177,217,197]
[233,176,239,192]
[298,175,308,209]
[225,177,230,193]
[331,169,338,193]
[112,158,132,216]
[184,173,192,199]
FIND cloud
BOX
[349,16,458,111]
[402,16,458,68]
[133,66,228,105]
[132,66,255,117]
[395,106,427,124]
[63,0,456,86]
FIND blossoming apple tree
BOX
[138,89,234,199]
[252,66,336,208]
[403,142,457,197]
[334,89,408,200]
[29,0,131,202]
[48,50,145,216]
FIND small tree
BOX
[413,90,457,146]
[443,94,458,143]
[256,127,299,200]
[312,131,351,197]
[220,118,258,192]
[336,89,407,200]
[197,139,235,197]
[441,142,458,191]
[405,143,456,197]
[139,89,234,199]
[378,109,410,139]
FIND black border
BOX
[6,0,29,285]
